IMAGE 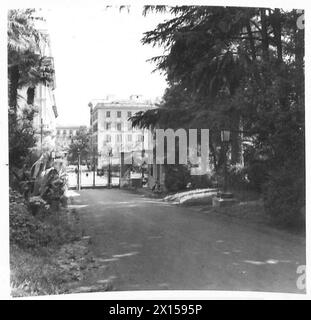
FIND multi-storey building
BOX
[18,29,58,153]
[55,125,87,157]
[89,95,156,167]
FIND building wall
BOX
[17,29,58,154]
[34,83,57,151]
[90,96,156,168]
[17,83,57,153]
[55,126,86,156]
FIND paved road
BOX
[69,189,305,293]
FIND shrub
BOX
[9,189,78,250]
[189,173,215,189]
[228,164,249,189]
[164,164,191,192]
[10,200,53,249]
[263,164,305,229]
[246,161,269,192]
[39,168,67,205]
[28,196,49,215]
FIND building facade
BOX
[32,29,58,153]
[89,95,156,168]
[18,29,58,154]
[55,125,87,157]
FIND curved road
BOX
[69,189,305,293]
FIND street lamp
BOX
[221,130,230,143]
[108,147,113,188]
[141,149,146,179]
[141,130,145,180]
[212,129,236,207]
[220,129,231,196]
[92,146,96,188]
[88,102,97,188]
[77,147,81,190]
[76,137,83,190]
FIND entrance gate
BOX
[66,165,120,189]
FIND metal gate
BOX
[66,165,120,189]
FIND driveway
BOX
[68,189,305,293]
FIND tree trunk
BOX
[247,22,257,61]
[8,65,19,112]
[247,21,262,87]
[230,115,243,166]
[271,8,283,64]
[260,8,269,62]
[27,87,35,105]
[294,12,304,104]
[209,143,218,172]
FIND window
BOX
[106,111,110,118]
[93,123,98,132]
[63,130,66,135]
[116,134,122,143]
[127,122,132,131]
[105,134,111,142]
[105,122,111,130]
[137,134,143,142]
[127,134,132,142]
[117,123,122,131]
[117,111,122,118]
[57,130,60,135]
[127,111,132,118]
[69,129,73,135]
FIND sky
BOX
[45,6,170,126]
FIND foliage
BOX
[10,152,68,224]
[134,6,304,225]
[9,189,84,297]
[9,187,77,248]
[39,168,67,206]
[164,164,191,192]
[67,127,92,164]
[227,164,248,189]
[189,173,216,189]
[263,160,305,228]
[10,200,52,249]
[8,9,55,181]
[28,196,49,216]
[245,160,268,192]
[8,9,55,108]
[8,105,38,170]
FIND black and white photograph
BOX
[0,0,308,299]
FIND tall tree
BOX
[8,9,55,170]
[134,6,304,224]
[67,127,92,165]
[8,9,55,110]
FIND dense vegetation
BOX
[131,6,305,227]
[67,127,93,165]
[8,9,84,297]
[8,9,55,177]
